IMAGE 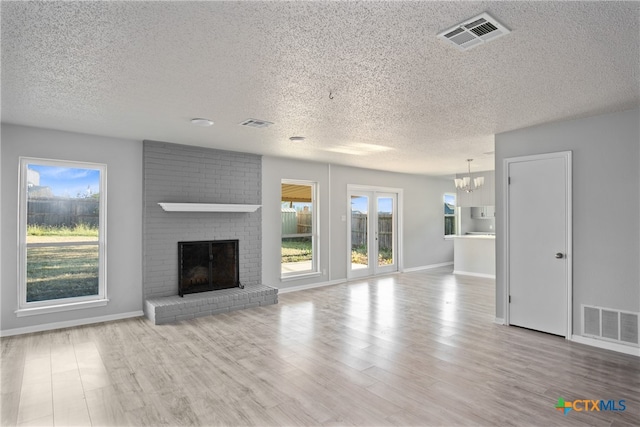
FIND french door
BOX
[348,189,399,278]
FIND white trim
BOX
[453,270,496,279]
[402,262,453,273]
[347,184,404,194]
[277,279,346,294]
[503,151,572,338]
[280,179,320,278]
[494,317,505,325]
[347,270,401,281]
[18,157,107,312]
[280,272,322,282]
[327,164,332,282]
[27,241,98,248]
[1,311,143,337]
[397,190,404,273]
[502,158,509,326]
[571,335,640,357]
[158,203,261,212]
[15,298,109,317]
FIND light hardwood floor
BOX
[2,267,639,426]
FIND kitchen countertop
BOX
[453,234,495,239]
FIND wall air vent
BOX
[437,12,510,51]
[582,305,639,347]
[239,118,274,129]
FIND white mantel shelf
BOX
[158,203,261,213]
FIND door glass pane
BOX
[377,197,394,267]
[351,195,369,270]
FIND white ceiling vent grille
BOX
[437,12,510,51]
[582,305,639,347]
[239,118,274,129]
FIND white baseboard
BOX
[0,311,144,337]
[278,279,346,294]
[571,335,640,357]
[494,317,505,325]
[453,270,496,279]
[279,263,455,293]
[403,262,453,273]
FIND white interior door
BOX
[349,190,398,278]
[506,152,571,337]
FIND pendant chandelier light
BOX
[454,159,484,193]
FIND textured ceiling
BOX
[2,1,639,176]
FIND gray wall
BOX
[0,124,143,334]
[495,109,640,332]
[143,141,261,300]
[262,156,454,289]
[262,157,330,288]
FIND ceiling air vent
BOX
[437,12,510,51]
[239,118,274,129]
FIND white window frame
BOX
[281,179,319,279]
[16,157,108,317]
[444,192,457,239]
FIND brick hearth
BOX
[145,284,277,325]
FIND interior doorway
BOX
[504,151,572,337]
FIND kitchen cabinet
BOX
[471,206,495,219]
[453,235,496,278]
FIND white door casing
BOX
[504,152,572,337]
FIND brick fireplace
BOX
[142,141,276,324]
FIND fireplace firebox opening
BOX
[178,240,240,297]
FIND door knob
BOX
[555,252,564,259]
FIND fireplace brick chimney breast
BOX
[143,141,262,302]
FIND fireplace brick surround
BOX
[143,141,276,322]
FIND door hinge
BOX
[508,177,511,185]
[509,295,511,303]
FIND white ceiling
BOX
[2,1,639,176]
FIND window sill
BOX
[15,299,109,317]
[281,272,322,282]
[444,235,456,240]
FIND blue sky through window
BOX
[351,196,393,214]
[28,165,100,198]
[444,193,456,215]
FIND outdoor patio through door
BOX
[348,188,398,278]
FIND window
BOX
[281,180,318,278]
[444,193,457,237]
[17,158,107,315]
